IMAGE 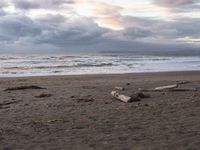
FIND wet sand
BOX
[0,71,200,150]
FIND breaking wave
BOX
[0,53,200,77]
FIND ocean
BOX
[0,53,200,77]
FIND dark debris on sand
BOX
[4,85,46,91]
[35,94,52,98]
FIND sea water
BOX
[0,53,200,77]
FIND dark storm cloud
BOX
[0,10,6,16]
[148,18,200,40]
[32,15,200,52]
[36,14,67,23]
[121,16,200,40]
[0,15,41,42]
[169,18,200,37]
[34,17,109,46]
[0,13,198,51]
[0,1,199,54]
[13,0,74,10]
[122,28,153,39]
[14,0,40,9]
[0,14,108,46]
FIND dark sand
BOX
[0,71,200,150]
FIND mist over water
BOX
[0,53,200,77]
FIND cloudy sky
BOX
[0,0,200,53]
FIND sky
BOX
[0,0,200,53]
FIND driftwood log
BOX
[138,81,198,92]
[111,91,141,103]
[111,91,132,103]
[139,87,197,92]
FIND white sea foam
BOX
[0,53,200,77]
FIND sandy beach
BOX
[0,71,200,150]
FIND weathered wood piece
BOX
[114,86,125,91]
[111,91,132,103]
[111,91,141,103]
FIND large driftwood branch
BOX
[138,82,197,92]
[139,88,197,92]
[139,84,179,92]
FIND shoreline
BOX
[1,70,200,79]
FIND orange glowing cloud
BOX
[92,1,124,30]
[73,0,124,30]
